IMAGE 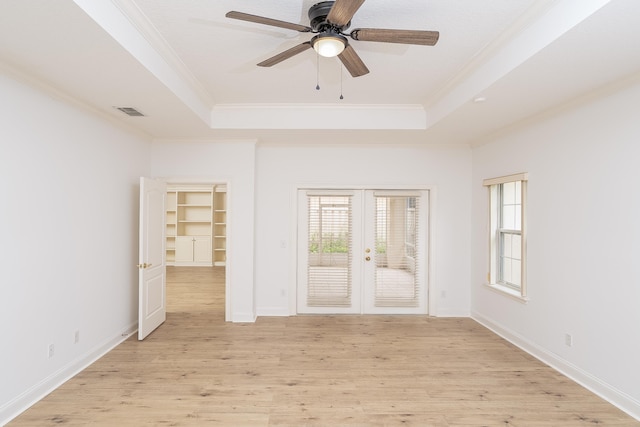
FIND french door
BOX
[297,189,429,314]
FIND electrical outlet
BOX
[75,330,80,344]
[48,344,55,358]
[565,333,573,347]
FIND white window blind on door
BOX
[306,194,353,307]
[374,194,420,307]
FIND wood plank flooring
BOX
[10,267,638,426]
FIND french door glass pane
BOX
[374,196,419,307]
[307,195,353,307]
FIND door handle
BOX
[365,256,371,261]
[136,263,153,269]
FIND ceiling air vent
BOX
[115,106,145,117]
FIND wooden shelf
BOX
[165,184,226,267]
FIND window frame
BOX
[483,173,528,302]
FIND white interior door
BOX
[297,189,428,314]
[138,177,167,340]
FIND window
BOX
[484,173,528,300]
[405,197,417,259]
[306,195,353,307]
[374,194,421,307]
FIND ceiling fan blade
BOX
[226,11,312,33]
[258,42,312,67]
[338,44,369,77]
[351,28,440,46]
[327,0,366,27]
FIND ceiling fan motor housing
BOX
[309,1,350,32]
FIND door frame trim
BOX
[290,184,437,316]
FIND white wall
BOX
[149,140,257,322]
[149,140,471,319]
[254,143,472,317]
[471,78,640,418]
[0,71,151,423]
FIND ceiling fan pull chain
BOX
[316,52,320,90]
[340,63,344,100]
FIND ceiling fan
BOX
[226,0,439,77]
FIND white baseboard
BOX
[433,308,470,317]
[256,307,290,317]
[0,322,137,426]
[231,311,257,323]
[254,307,469,318]
[471,310,640,422]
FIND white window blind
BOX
[374,195,420,307]
[306,195,353,307]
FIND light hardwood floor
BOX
[10,267,638,426]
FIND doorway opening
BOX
[165,183,227,319]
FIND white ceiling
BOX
[1,0,639,145]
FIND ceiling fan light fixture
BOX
[312,33,347,57]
